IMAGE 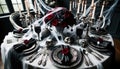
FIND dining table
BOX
[1,28,115,69]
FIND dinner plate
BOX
[50,45,83,69]
[88,39,112,52]
[22,44,40,56]
[88,44,109,52]
[90,27,108,35]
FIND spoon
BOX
[42,53,49,66]
[83,49,93,66]
[86,47,101,61]
[38,53,45,65]
[80,49,89,66]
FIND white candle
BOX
[75,0,77,8]
[91,0,94,7]
[25,0,30,16]
[34,0,37,13]
[18,4,22,17]
[82,1,87,17]
[91,4,96,19]
[81,0,84,13]
[69,1,72,11]
[99,1,105,18]
[16,0,22,17]
[38,1,41,15]
[72,1,75,9]
[45,0,48,4]
[77,0,81,14]
[77,3,80,14]
[27,0,30,9]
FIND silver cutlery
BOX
[42,53,49,66]
[80,49,89,66]
[88,46,104,59]
[101,35,110,40]
[26,53,37,60]
[91,52,101,60]
[26,46,41,61]
[86,47,102,61]
[29,52,42,63]
[83,49,93,66]
[38,53,45,65]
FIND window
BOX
[0,0,9,14]
[0,0,34,16]
[11,0,24,11]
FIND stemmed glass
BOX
[34,26,41,41]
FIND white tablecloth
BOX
[1,32,114,69]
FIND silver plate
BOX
[50,46,83,68]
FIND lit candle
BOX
[34,0,37,13]
[77,0,81,14]
[25,0,30,16]
[69,1,72,11]
[74,0,77,8]
[73,1,75,9]
[91,4,96,19]
[16,0,22,17]
[82,1,87,17]
[99,1,105,18]
[91,0,94,7]
[18,4,22,17]
[27,0,30,10]
[45,0,48,4]
[81,0,84,13]
[38,2,41,15]
[77,3,80,14]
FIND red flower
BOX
[24,40,29,45]
[61,48,69,55]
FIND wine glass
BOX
[34,26,41,41]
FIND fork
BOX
[42,53,49,66]
[29,52,42,63]
[87,46,104,59]
[80,49,89,66]
[83,49,93,66]
[86,47,102,61]
[38,53,46,65]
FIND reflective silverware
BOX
[42,53,49,66]
[26,46,41,61]
[80,49,89,66]
[91,52,101,60]
[29,52,42,63]
[86,47,101,61]
[26,53,37,60]
[101,35,110,40]
[88,46,104,59]
[83,49,93,66]
[38,53,45,65]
